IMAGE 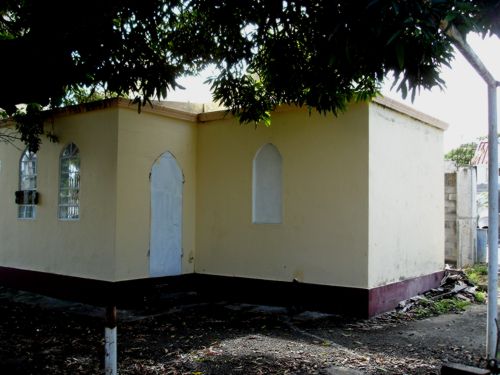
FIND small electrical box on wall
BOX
[15,190,40,205]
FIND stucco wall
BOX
[445,172,458,262]
[195,105,370,288]
[113,107,197,281]
[368,102,445,288]
[0,108,118,280]
[444,164,477,267]
[0,98,446,290]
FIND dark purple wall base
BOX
[192,271,444,317]
[0,266,196,307]
[0,266,443,318]
[367,271,444,317]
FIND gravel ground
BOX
[0,287,489,374]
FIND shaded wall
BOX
[196,105,370,289]
[0,108,118,280]
[113,107,197,281]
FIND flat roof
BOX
[1,96,448,131]
[372,96,448,131]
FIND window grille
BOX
[58,143,80,220]
[18,149,37,219]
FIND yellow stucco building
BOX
[0,97,447,317]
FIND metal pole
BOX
[487,83,499,360]
[440,21,500,360]
[105,305,117,375]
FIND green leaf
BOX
[386,30,401,46]
[398,80,408,99]
[263,111,271,127]
[395,44,405,69]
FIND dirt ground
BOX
[0,286,490,375]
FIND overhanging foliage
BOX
[1,1,499,151]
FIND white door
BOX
[149,152,183,277]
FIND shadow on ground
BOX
[0,287,488,374]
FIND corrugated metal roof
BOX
[471,141,498,165]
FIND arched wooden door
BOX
[149,152,183,277]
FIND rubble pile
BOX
[396,268,481,314]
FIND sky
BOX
[168,33,500,153]
[382,33,500,152]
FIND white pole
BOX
[441,21,500,360]
[487,84,499,360]
[105,305,117,375]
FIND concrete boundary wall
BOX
[444,162,477,267]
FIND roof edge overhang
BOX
[372,96,449,131]
[56,98,202,122]
[0,95,448,131]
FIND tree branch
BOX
[0,128,22,150]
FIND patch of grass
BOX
[474,291,487,303]
[464,263,488,286]
[433,299,470,313]
[413,306,432,319]
[410,297,470,319]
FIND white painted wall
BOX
[368,102,445,288]
[445,163,478,266]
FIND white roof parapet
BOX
[372,96,449,131]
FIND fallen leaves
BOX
[0,283,489,375]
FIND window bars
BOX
[58,143,80,220]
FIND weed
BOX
[410,297,470,318]
[464,263,488,286]
[474,291,487,303]
[413,306,431,319]
[432,299,470,314]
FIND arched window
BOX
[59,143,80,220]
[252,143,283,224]
[18,149,37,219]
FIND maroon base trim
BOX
[0,266,196,307]
[192,273,370,316]
[367,271,444,317]
[0,266,443,318]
